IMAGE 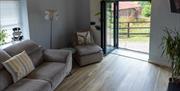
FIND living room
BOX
[0,0,180,91]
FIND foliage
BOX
[0,29,7,45]
[139,1,150,6]
[94,0,119,16]
[141,2,151,17]
[161,27,180,81]
[95,12,101,16]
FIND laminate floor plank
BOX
[55,53,170,91]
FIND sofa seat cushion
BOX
[75,45,102,56]
[27,62,65,89]
[5,79,51,91]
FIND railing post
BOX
[127,22,130,38]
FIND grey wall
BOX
[27,0,90,48]
[149,0,180,66]
[76,0,90,30]
[90,0,101,46]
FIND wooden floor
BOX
[55,53,171,91]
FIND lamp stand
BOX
[44,9,59,49]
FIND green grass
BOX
[107,28,150,42]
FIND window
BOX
[0,0,21,45]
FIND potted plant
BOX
[0,28,7,45]
[161,27,180,91]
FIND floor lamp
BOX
[45,9,59,48]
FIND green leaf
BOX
[161,27,180,78]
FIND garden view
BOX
[106,1,151,53]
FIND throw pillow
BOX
[76,31,94,45]
[2,51,35,83]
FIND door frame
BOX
[101,1,119,54]
[101,0,151,54]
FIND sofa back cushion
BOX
[4,40,44,67]
[0,49,13,91]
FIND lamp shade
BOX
[45,9,59,21]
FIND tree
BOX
[142,4,151,17]
[139,2,151,17]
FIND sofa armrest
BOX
[43,49,72,63]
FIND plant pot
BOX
[168,78,180,91]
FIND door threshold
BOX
[118,47,149,54]
[112,49,149,61]
[111,53,148,62]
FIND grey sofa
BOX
[0,40,72,91]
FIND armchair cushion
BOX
[44,49,72,63]
[75,45,102,56]
[76,31,94,45]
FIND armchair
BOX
[74,29,103,66]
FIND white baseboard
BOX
[148,58,170,68]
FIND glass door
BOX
[101,0,151,56]
[106,2,115,54]
[101,1,119,54]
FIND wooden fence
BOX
[118,21,150,37]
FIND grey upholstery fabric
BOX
[44,49,71,63]
[4,40,39,56]
[5,79,51,91]
[75,44,103,66]
[27,62,66,89]
[0,70,13,91]
[0,40,72,91]
[0,49,11,69]
[75,45,102,56]
[42,49,72,89]
[76,52,103,66]
[0,50,13,91]
[4,40,44,67]
[44,49,72,77]
[28,47,44,67]
[64,50,72,76]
